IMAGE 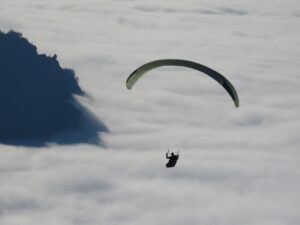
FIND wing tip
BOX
[235,101,239,107]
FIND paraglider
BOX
[126,59,239,168]
[126,59,239,107]
[166,150,179,168]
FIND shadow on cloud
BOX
[0,30,108,147]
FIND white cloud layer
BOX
[0,0,300,224]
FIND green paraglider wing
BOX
[126,59,239,107]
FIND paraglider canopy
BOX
[126,59,239,107]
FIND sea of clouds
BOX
[0,0,299,224]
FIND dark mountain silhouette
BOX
[0,30,107,146]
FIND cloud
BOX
[0,0,299,225]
